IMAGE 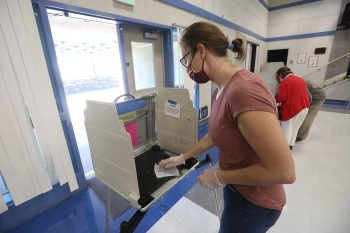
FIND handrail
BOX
[323,78,349,89]
[304,52,350,78]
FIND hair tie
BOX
[228,43,235,50]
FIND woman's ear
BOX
[196,43,206,59]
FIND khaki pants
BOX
[281,108,309,147]
[297,97,326,141]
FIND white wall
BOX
[186,0,269,37]
[267,36,335,86]
[268,0,342,37]
[324,80,350,101]
[266,0,343,86]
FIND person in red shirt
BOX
[159,22,295,233]
[275,67,310,149]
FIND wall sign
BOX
[297,52,307,64]
[308,56,318,67]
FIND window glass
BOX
[131,42,156,90]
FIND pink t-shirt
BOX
[209,69,286,211]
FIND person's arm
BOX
[183,133,215,160]
[215,111,295,186]
[276,82,287,104]
[159,133,215,168]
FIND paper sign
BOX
[165,100,180,118]
[297,52,307,64]
[308,56,318,67]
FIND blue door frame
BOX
[0,1,174,232]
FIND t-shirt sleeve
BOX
[276,82,287,104]
[229,79,277,120]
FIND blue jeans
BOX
[219,185,282,233]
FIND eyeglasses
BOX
[179,51,192,68]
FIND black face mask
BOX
[186,59,210,84]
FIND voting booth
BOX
[84,88,201,214]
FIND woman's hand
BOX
[198,168,223,189]
[159,154,185,168]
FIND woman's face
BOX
[180,43,202,72]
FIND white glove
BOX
[198,169,223,190]
[159,154,185,168]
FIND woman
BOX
[275,67,310,149]
[159,22,295,233]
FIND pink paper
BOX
[125,122,138,147]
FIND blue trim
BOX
[116,24,130,93]
[163,29,175,87]
[269,0,321,11]
[33,3,86,184]
[0,184,86,232]
[160,0,334,43]
[160,0,266,41]
[115,98,147,115]
[194,83,200,114]
[34,0,175,88]
[33,0,172,31]
[258,0,321,11]
[324,99,349,106]
[258,0,269,10]
[266,31,336,42]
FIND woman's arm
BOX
[183,133,215,160]
[216,111,295,186]
[159,133,215,168]
[276,82,287,104]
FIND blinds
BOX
[0,0,78,209]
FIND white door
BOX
[122,26,164,97]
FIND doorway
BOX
[46,10,167,178]
[245,42,259,73]
[47,9,125,177]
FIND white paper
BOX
[308,56,318,67]
[297,52,307,64]
[165,100,180,118]
[154,164,179,178]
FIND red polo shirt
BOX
[276,74,310,121]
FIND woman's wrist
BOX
[182,152,189,161]
[215,170,225,185]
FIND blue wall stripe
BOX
[160,0,334,43]
[36,0,335,44]
[33,0,172,31]
[258,0,269,10]
[116,24,130,93]
[115,98,147,115]
[269,0,321,11]
[258,0,321,11]
[266,30,336,42]
[163,28,175,87]
[160,0,266,41]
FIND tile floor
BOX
[147,110,350,233]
